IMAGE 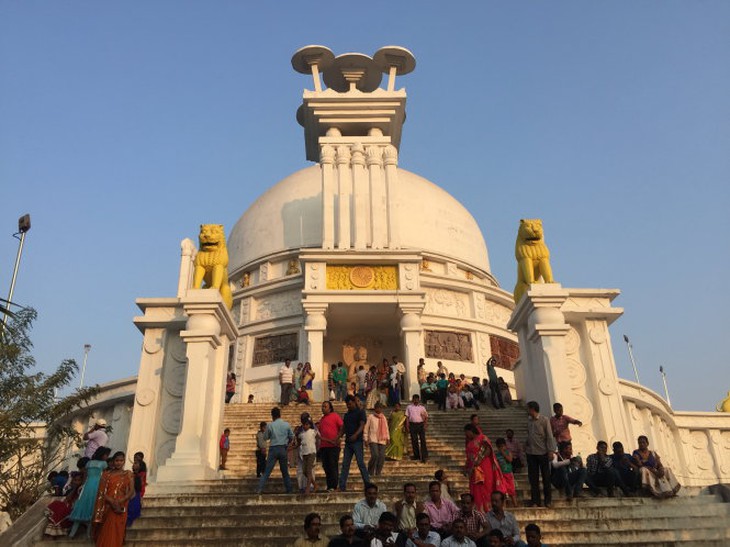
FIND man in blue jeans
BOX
[338,395,370,491]
[256,406,294,494]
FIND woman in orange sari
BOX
[463,424,505,512]
[93,451,134,547]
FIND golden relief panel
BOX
[326,265,398,290]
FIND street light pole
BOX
[623,334,641,386]
[660,365,671,407]
[79,344,92,389]
[1,214,31,336]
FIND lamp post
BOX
[623,334,641,386]
[1,214,31,336]
[660,365,671,407]
[79,344,92,389]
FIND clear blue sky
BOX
[1,2,728,411]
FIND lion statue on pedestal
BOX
[513,218,555,303]
[193,224,233,309]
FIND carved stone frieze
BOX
[254,290,302,321]
[326,265,398,290]
[252,333,299,366]
[424,288,469,318]
[483,301,512,327]
[424,330,473,362]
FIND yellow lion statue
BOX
[193,224,233,309]
[513,218,555,303]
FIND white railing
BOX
[619,379,730,487]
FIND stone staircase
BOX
[29,401,730,546]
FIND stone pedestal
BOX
[508,284,631,456]
[156,290,236,482]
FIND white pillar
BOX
[321,145,336,250]
[177,239,197,298]
[507,284,571,415]
[367,146,386,249]
[156,290,235,482]
[400,304,424,400]
[336,145,352,249]
[304,303,328,401]
[383,145,400,249]
[351,143,368,250]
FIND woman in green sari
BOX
[385,402,407,460]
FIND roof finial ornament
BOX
[373,46,416,92]
[292,45,415,94]
[291,45,335,92]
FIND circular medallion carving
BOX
[161,401,183,435]
[565,357,587,388]
[405,272,413,280]
[598,377,616,396]
[589,328,606,345]
[143,336,163,355]
[164,362,186,397]
[406,282,414,290]
[168,338,186,363]
[349,266,375,288]
[564,327,581,355]
[136,388,156,407]
[311,264,319,271]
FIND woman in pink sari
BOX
[463,423,505,512]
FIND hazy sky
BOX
[1,2,728,411]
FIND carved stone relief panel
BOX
[488,335,520,370]
[483,301,512,327]
[252,333,299,366]
[254,290,302,321]
[424,288,469,318]
[424,330,473,362]
[326,265,398,290]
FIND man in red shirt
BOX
[317,400,343,492]
[549,403,582,443]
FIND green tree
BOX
[0,307,96,519]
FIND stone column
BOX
[304,303,328,402]
[336,145,352,249]
[351,143,369,250]
[177,239,197,298]
[507,284,571,415]
[399,304,424,400]
[383,145,400,249]
[156,289,235,482]
[320,145,336,250]
[367,145,386,249]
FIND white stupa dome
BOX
[227,165,491,274]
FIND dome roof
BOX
[227,165,491,273]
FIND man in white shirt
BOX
[441,520,476,547]
[279,359,294,406]
[352,483,387,538]
[83,419,109,458]
[405,513,440,547]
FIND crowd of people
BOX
[245,371,681,544]
[42,419,147,546]
[290,483,547,546]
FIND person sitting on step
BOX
[293,512,328,547]
[327,514,367,547]
[586,440,631,497]
[394,483,425,535]
[352,483,387,539]
[485,491,527,547]
[550,441,587,501]
[524,524,547,547]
